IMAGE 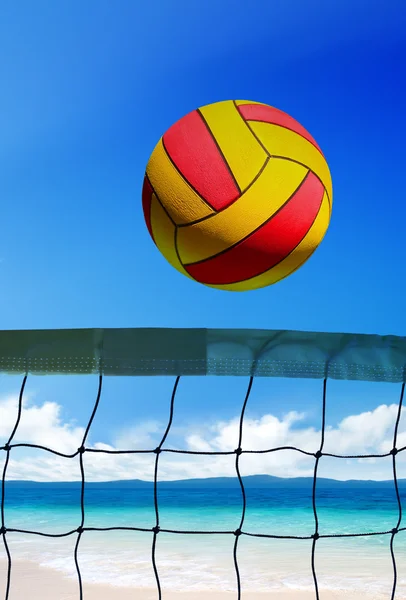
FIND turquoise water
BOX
[2,484,406,593]
[5,484,406,537]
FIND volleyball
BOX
[142,99,332,291]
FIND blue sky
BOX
[0,0,406,481]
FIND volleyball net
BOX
[0,327,405,599]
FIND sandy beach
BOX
[0,559,392,600]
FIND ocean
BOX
[2,479,406,595]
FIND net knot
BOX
[153,526,160,534]
[392,527,399,535]
[312,532,320,540]
[77,526,84,534]
[235,447,243,456]
[78,446,86,455]
[2,443,10,451]
[390,447,398,456]
[0,526,6,535]
[314,450,323,459]
[154,447,162,455]
[234,528,242,537]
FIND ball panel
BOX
[142,176,154,240]
[207,191,331,291]
[249,121,333,203]
[163,109,239,210]
[146,139,214,224]
[177,158,308,265]
[238,103,322,153]
[199,100,268,192]
[183,171,325,285]
[149,193,192,279]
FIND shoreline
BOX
[0,559,390,600]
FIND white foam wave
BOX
[6,534,406,594]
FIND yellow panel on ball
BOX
[249,121,333,205]
[149,193,191,280]
[142,99,333,291]
[198,100,268,192]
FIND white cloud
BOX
[0,392,404,482]
[0,393,85,453]
[324,404,402,455]
[114,421,162,449]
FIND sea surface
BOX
[1,481,406,595]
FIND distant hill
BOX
[6,474,406,490]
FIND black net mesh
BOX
[1,373,405,599]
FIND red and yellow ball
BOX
[142,99,332,291]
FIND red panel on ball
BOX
[184,171,325,285]
[238,104,322,154]
[142,176,154,241]
[163,110,240,211]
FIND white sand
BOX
[0,559,389,600]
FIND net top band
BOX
[0,327,405,382]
